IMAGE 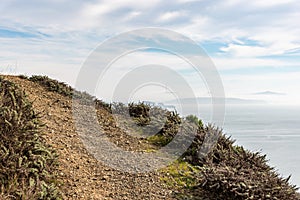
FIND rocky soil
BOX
[2,74,299,200]
[2,75,175,200]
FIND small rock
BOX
[101,176,109,180]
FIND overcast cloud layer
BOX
[0,0,300,104]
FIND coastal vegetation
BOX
[0,74,298,199]
[0,77,61,199]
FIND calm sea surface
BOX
[177,104,300,187]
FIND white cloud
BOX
[213,57,300,70]
[82,3,113,17]
[177,0,205,3]
[1,0,300,104]
[220,45,270,57]
[250,0,297,7]
[123,11,142,21]
[219,42,300,58]
[158,11,185,22]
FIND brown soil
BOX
[2,75,175,200]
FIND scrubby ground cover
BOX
[0,77,61,199]
[14,75,300,199]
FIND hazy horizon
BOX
[1,0,300,104]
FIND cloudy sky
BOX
[1,0,300,104]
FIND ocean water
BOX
[179,104,300,187]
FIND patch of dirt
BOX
[3,75,175,200]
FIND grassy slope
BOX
[1,74,299,200]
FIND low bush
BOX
[164,124,299,199]
[0,77,61,199]
[20,75,111,111]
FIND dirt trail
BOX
[3,75,175,200]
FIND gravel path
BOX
[3,75,176,200]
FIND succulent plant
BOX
[0,77,61,199]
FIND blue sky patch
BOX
[0,28,37,38]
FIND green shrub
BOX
[185,114,203,129]
[164,124,299,199]
[21,75,111,111]
[128,102,151,126]
[198,164,298,200]
[160,160,200,188]
[29,75,73,97]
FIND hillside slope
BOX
[1,75,174,200]
[0,77,60,199]
[1,74,299,200]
